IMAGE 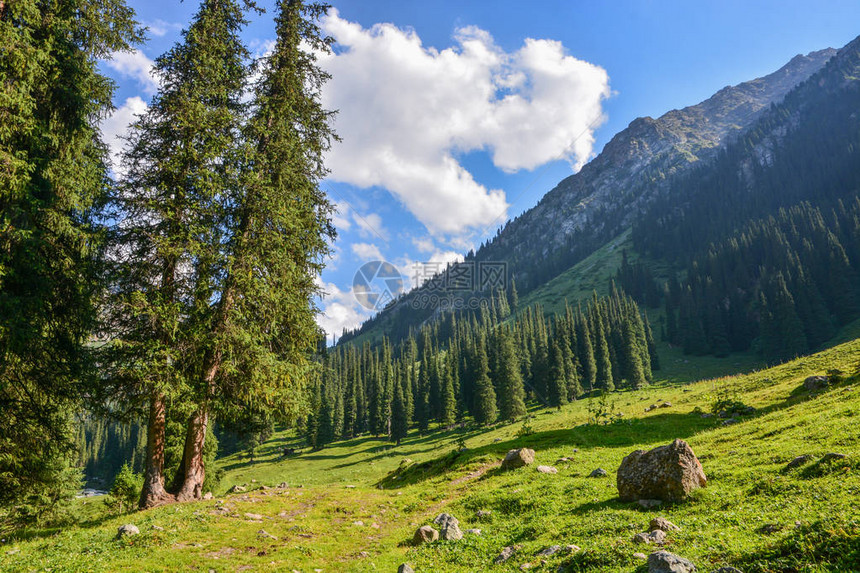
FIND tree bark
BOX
[173,403,209,501]
[139,391,175,509]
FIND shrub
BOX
[107,464,143,514]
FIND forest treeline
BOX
[306,287,659,448]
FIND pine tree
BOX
[389,375,408,445]
[497,328,527,421]
[547,338,568,409]
[472,335,498,425]
[0,0,141,522]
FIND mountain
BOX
[339,43,848,347]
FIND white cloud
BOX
[101,96,148,174]
[412,236,436,254]
[144,19,181,38]
[354,211,388,240]
[318,11,610,238]
[331,201,352,231]
[105,49,159,94]
[315,279,373,341]
[350,242,385,261]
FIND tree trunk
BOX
[139,391,174,509]
[174,404,208,501]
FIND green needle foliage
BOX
[0,0,141,531]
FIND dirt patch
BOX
[450,461,501,486]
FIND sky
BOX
[100,0,860,342]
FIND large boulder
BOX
[803,375,829,391]
[413,525,439,545]
[501,448,535,469]
[617,439,707,502]
[647,550,697,572]
[116,524,139,539]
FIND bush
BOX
[107,463,143,514]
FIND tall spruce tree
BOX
[0,0,141,525]
[497,328,527,421]
[472,334,498,425]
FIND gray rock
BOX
[397,564,415,573]
[785,454,815,470]
[413,525,438,545]
[617,439,707,502]
[803,375,829,391]
[257,529,277,540]
[659,402,673,408]
[495,546,516,564]
[202,492,213,500]
[565,544,581,554]
[244,513,263,521]
[633,529,667,545]
[536,545,561,556]
[821,452,848,463]
[588,468,608,478]
[647,550,697,572]
[464,528,482,535]
[649,517,680,532]
[714,568,743,573]
[502,448,536,469]
[634,552,648,560]
[228,485,246,494]
[433,513,459,528]
[476,509,492,519]
[116,524,139,539]
[537,465,558,474]
[441,521,463,541]
[721,418,738,426]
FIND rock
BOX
[257,529,277,540]
[714,568,743,573]
[634,552,648,560]
[617,439,707,502]
[495,546,516,564]
[565,544,581,554]
[633,529,667,545]
[413,525,438,545]
[228,485,246,494]
[821,452,848,463]
[785,454,815,470]
[650,517,680,532]
[700,413,714,419]
[277,482,287,488]
[722,418,738,426]
[556,457,572,463]
[638,499,663,509]
[502,448,535,469]
[519,564,531,570]
[244,513,263,521]
[537,465,558,474]
[493,438,502,443]
[758,523,782,535]
[588,468,608,478]
[537,545,562,556]
[116,524,139,539]
[803,375,829,391]
[353,520,364,526]
[397,565,415,573]
[441,522,463,541]
[647,550,697,572]
[464,528,482,535]
[203,492,213,500]
[433,513,459,527]
[476,509,492,519]
[659,402,672,408]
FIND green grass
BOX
[3,340,859,572]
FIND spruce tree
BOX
[0,0,141,523]
[389,375,408,445]
[472,335,498,425]
[547,338,568,409]
[497,328,527,421]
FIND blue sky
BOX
[101,1,860,341]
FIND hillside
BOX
[5,332,858,572]
[339,46,836,347]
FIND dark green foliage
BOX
[0,0,141,528]
[107,464,143,514]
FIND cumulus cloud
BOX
[315,279,373,341]
[350,242,385,261]
[144,19,182,38]
[105,49,159,94]
[101,96,148,174]
[318,11,610,237]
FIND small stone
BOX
[397,565,415,573]
[464,528,482,535]
[345,484,356,488]
[633,552,648,560]
[244,513,263,521]
[633,529,667,545]
[116,524,139,539]
[353,521,364,526]
[714,568,743,573]
[493,438,502,443]
[821,452,848,463]
[564,545,581,554]
[758,523,782,535]
[151,525,164,531]
[556,457,572,463]
[537,465,558,474]
[257,529,277,540]
[228,485,246,494]
[413,525,438,545]
[785,454,815,470]
[648,550,697,573]
[277,482,287,488]
[358,551,370,558]
[203,492,213,500]
[520,564,531,570]
[638,499,662,509]
[649,517,680,532]
[495,546,516,564]
[476,510,492,519]
[371,523,380,529]
[659,402,672,408]
[588,468,608,478]
[537,545,561,556]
